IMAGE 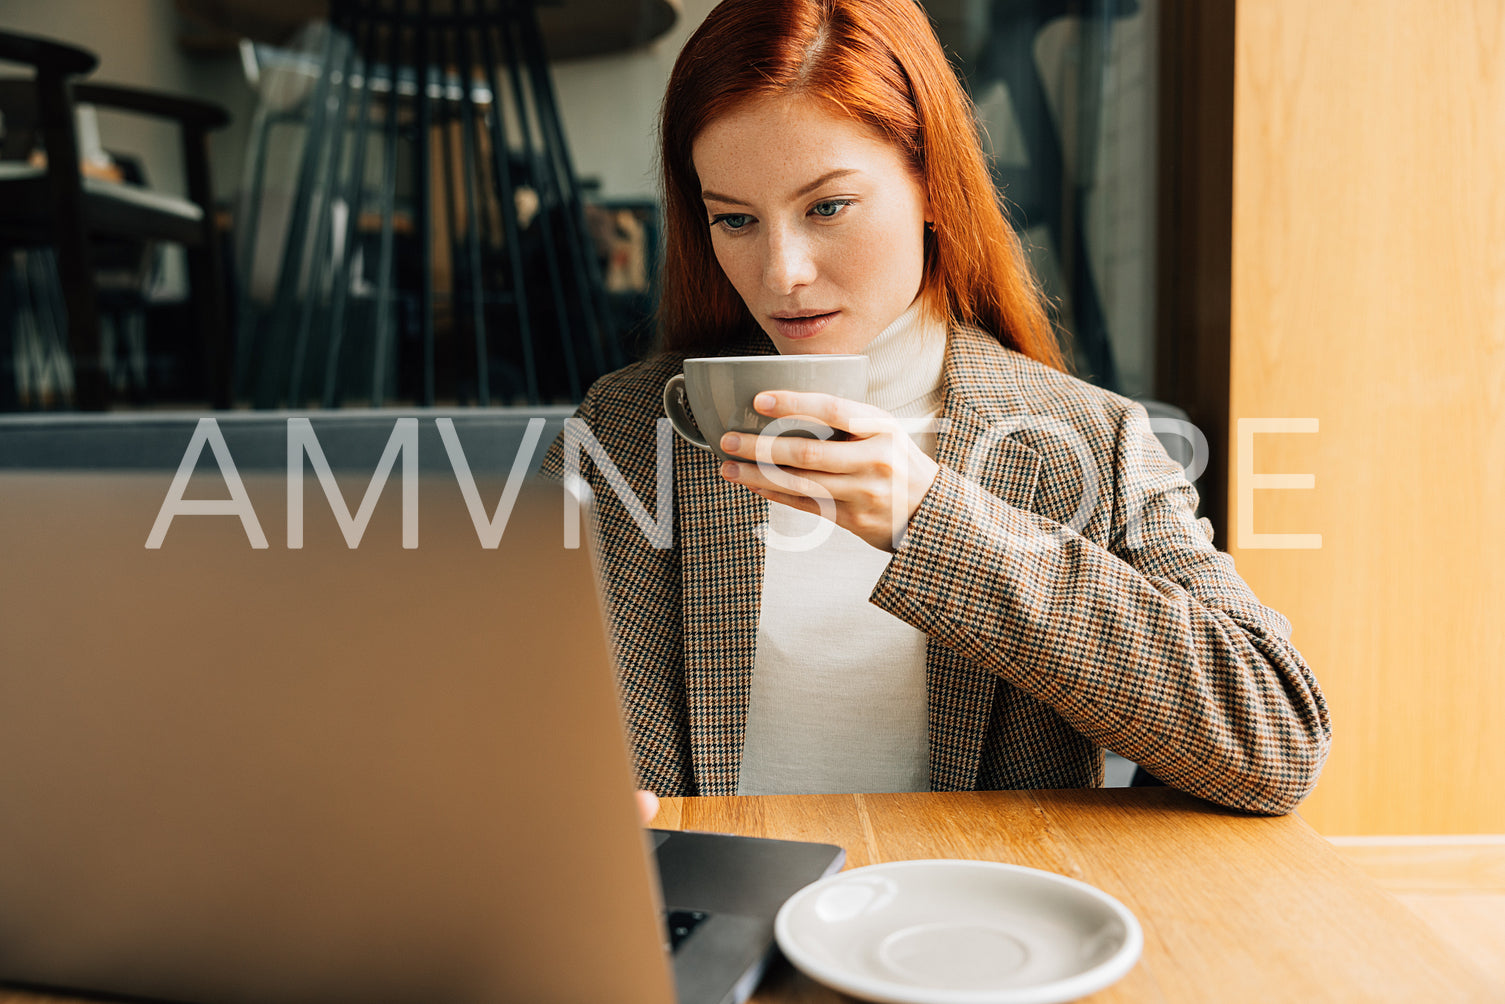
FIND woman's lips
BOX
[771,311,838,340]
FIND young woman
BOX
[541,0,1329,815]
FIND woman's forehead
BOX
[697,92,881,144]
[692,94,909,198]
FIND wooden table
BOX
[654,788,1497,1003]
[2,788,1495,1003]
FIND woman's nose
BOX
[763,228,816,294]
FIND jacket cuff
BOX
[873,465,1055,675]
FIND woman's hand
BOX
[636,789,660,824]
[717,391,939,551]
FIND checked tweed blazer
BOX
[539,325,1331,815]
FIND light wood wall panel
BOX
[1228,0,1505,834]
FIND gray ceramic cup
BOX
[662,355,869,463]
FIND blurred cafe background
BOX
[2,0,1501,977]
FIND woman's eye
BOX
[811,200,852,218]
[711,213,752,231]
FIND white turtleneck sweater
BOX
[736,301,948,795]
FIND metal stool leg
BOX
[322,16,380,409]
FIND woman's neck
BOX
[863,300,947,418]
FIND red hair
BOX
[657,0,1065,371]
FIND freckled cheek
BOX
[813,244,859,289]
[862,213,927,286]
[710,240,759,299]
[815,224,884,289]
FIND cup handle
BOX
[663,374,713,452]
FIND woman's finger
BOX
[721,459,839,504]
[753,391,895,439]
[719,430,868,474]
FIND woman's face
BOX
[692,95,931,355]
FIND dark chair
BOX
[233,2,625,411]
[0,29,232,410]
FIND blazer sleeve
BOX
[538,389,698,797]
[870,403,1332,815]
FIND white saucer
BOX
[774,859,1142,1004]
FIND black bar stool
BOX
[234,0,633,408]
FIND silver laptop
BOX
[0,446,842,1004]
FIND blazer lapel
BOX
[925,328,1043,791]
[676,332,772,796]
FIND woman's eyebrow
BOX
[701,168,862,207]
[792,168,861,197]
[701,190,751,207]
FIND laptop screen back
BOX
[0,460,675,1004]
